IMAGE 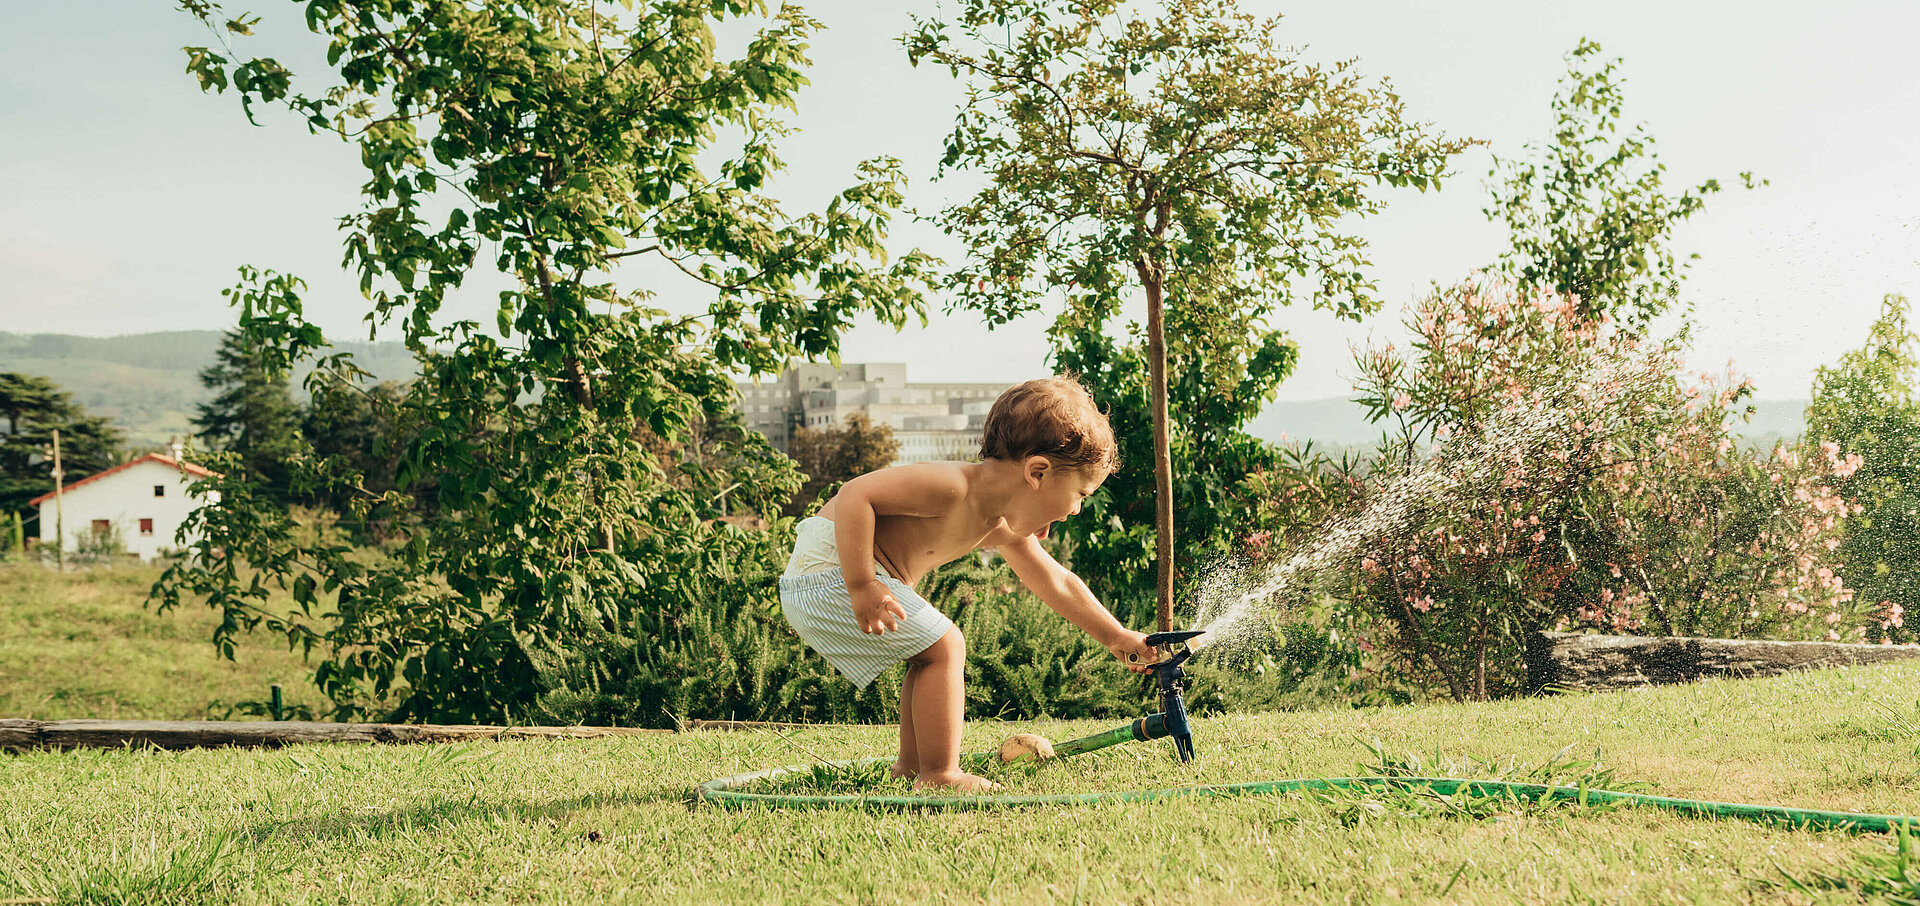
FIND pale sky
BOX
[3,1,1915,400]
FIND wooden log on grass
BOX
[1526,630,1920,693]
[0,718,669,753]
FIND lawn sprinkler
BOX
[1136,629,1202,762]
[990,630,1206,765]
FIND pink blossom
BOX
[1391,392,1412,412]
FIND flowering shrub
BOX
[1341,276,1868,700]
[1805,293,1920,645]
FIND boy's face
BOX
[1021,457,1106,539]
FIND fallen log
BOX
[1526,631,1920,693]
[0,718,668,753]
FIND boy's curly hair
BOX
[979,375,1119,474]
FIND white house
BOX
[31,453,219,561]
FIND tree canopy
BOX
[156,0,933,722]
[907,0,1470,627]
[1483,39,1758,331]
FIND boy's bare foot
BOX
[889,761,917,781]
[913,770,1001,794]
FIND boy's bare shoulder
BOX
[892,461,970,499]
[845,461,971,517]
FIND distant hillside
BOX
[0,330,1819,454]
[1245,396,1811,450]
[0,331,417,449]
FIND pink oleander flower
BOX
[1391,392,1411,412]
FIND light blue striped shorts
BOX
[779,569,955,689]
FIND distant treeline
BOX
[0,330,1812,450]
[0,331,418,448]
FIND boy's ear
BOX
[1024,455,1051,489]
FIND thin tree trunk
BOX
[1142,264,1175,633]
[1474,608,1489,701]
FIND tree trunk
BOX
[1525,631,1920,692]
[0,718,668,752]
[1144,269,1175,633]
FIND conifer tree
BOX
[0,372,123,525]
[193,328,304,502]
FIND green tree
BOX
[782,411,900,518]
[1806,293,1920,644]
[194,327,306,502]
[155,0,932,724]
[1484,39,1759,331]
[0,372,124,527]
[906,0,1469,629]
[301,377,418,532]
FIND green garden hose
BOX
[694,718,1920,835]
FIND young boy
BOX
[779,376,1158,792]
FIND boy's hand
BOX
[851,581,907,634]
[1110,631,1158,674]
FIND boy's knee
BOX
[911,627,963,667]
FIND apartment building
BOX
[736,363,1013,465]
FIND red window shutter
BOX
[139,519,155,536]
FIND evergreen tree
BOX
[0,372,124,527]
[193,329,304,501]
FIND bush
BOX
[1805,293,1920,645]
[532,529,1168,728]
[1339,276,1867,701]
[530,519,898,728]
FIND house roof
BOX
[29,453,219,507]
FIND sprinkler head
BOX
[1142,630,1204,651]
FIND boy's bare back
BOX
[817,461,1041,588]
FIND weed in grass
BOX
[1876,700,1920,742]
[0,828,241,906]
[1358,737,1643,792]
[1341,738,1650,824]
[755,752,1054,796]
[1775,822,1920,904]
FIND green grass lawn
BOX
[5,658,1920,903]
[0,561,320,720]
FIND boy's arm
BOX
[832,465,967,634]
[995,533,1156,672]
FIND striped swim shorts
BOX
[778,569,954,689]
